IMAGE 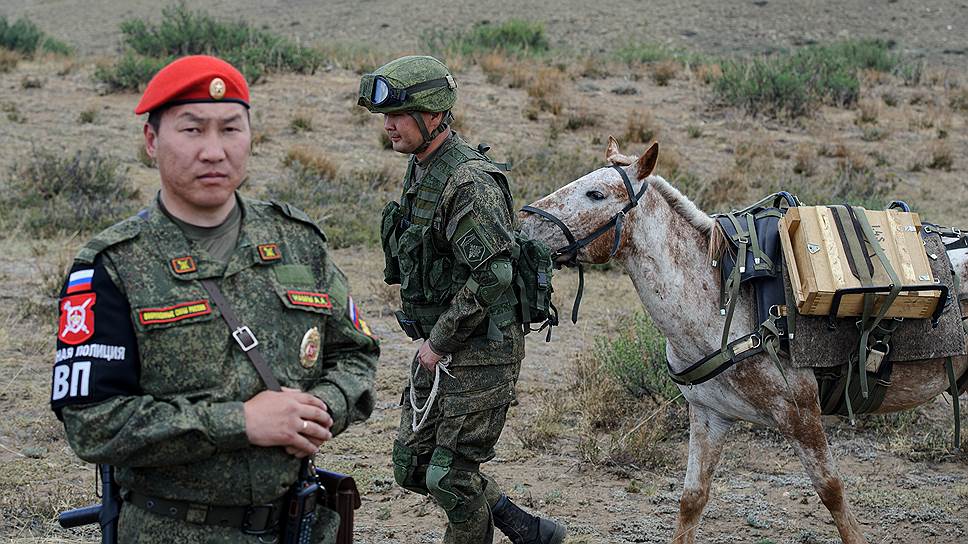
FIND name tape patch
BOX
[139,300,212,325]
[287,290,332,309]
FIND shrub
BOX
[950,89,968,113]
[0,48,18,72]
[0,16,71,56]
[651,60,679,86]
[856,99,880,124]
[265,157,398,248]
[1,148,139,236]
[686,125,703,138]
[564,107,598,131]
[426,19,549,58]
[622,110,660,144]
[593,312,680,403]
[95,3,322,91]
[526,67,564,115]
[78,107,98,124]
[927,141,953,171]
[94,53,168,92]
[289,113,314,132]
[713,39,913,119]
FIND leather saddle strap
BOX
[200,279,282,392]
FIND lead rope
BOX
[410,353,454,432]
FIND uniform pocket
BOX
[397,225,427,298]
[132,299,223,396]
[439,381,515,418]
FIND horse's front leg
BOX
[775,392,867,544]
[673,403,733,544]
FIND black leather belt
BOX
[128,491,284,534]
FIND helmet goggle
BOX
[358,74,457,109]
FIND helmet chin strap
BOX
[409,111,452,155]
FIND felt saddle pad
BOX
[786,233,966,368]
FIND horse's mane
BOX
[648,175,714,234]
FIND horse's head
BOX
[520,136,658,265]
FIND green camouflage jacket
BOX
[381,134,521,357]
[51,195,379,505]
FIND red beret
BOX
[134,55,250,115]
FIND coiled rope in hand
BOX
[409,353,453,432]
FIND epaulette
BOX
[269,200,328,242]
[75,215,143,264]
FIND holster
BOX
[316,470,362,544]
[395,310,425,340]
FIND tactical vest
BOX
[75,197,345,505]
[381,137,518,337]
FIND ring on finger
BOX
[302,420,308,431]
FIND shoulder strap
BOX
[199,279,281,392]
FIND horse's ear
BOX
[606,135,635,165]
[636,141,659,180]
[605,135,621,163]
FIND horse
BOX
[518,137,968,544]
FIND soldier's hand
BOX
[416,340,443,372]
[244,389,333,457]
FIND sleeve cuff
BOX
[427,332,461,354]
[312,383,349,436]
[205,401,249,451]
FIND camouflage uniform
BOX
[363,55,565,544]
[383,133,524,543]
[51,195,379,543]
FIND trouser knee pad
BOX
[426,447,486,524]
[392,441,429,495]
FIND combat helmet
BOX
[359,55,458,152]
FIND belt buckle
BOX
[232,326,259,352]
[241,503,277,536]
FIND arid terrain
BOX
[0,1,966,543]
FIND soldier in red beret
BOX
[51,55,379,543]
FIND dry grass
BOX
[651,60,679,86]
[526,66,565,115]
[694,63,722,84]
[855,99,880,124]
[927,140,954,171]
[0,48,19,73]
[950,88,968,112]
[793,142,818,176]
[479,52,509,85]
[282,145,338,180]
[564,103,599,131]
[621,109,660,144]
[77,106,97,125]
[289,111,314,132]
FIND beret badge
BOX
[209,77,226,100]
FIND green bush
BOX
[713,40,914,118]
[1,148,139,237]
[96,3,322,91]
[94,53,169,92]
[593,312,680,403]
[425,19,549,58]
[0,16,72,56]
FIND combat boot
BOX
[491,494,566,544]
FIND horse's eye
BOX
[586,190,606,201]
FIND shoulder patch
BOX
[75,216,143,264]
[456,227,495,270]
[269,200,328,242]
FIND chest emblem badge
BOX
[300,327,320,368]
[258,243,282,262]
[171,256,197,274]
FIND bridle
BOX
[520,164,650,322]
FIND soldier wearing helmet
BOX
[360,56,566,544]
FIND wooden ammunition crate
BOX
[778,206,942,318]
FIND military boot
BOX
[491,494,566,544]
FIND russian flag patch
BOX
[66,269,94,294]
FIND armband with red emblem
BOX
[51,257,141,420]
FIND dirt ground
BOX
[1,1,967,543]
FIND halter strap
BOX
[520,164,650,323]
